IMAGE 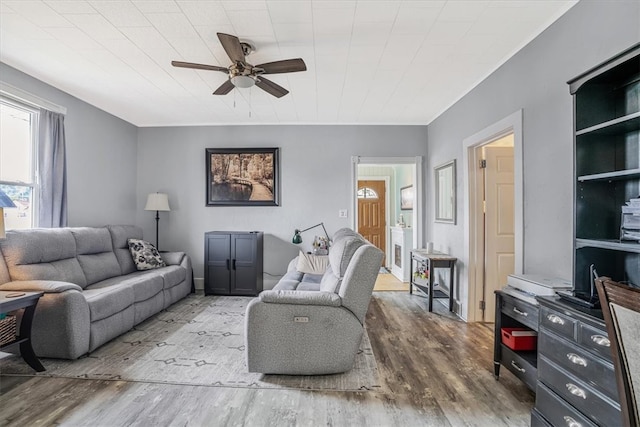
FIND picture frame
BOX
[435,159,456,224]
[206,147,280,206]
[400,185,414,210]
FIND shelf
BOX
[576,112,640,136]
[578,168,640,182]
[501,344,538,367]
[575,238,640,253]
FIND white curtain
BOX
[38,109,67,227]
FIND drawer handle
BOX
[567,353,588,367]
[590,334,610,347]
[566,383,587,399]
[513,307,528,317]
[510,360,526,373]
[547,314,565,325]
[563,416,583,427]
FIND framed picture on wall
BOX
[400,185,414,210]
[205,147,280,206]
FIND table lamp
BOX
[292,222,329,244]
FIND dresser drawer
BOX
[539,356,621,426]
[531,409,552,427]
[535,383,597,427]
[540,306,576,340]
[501,295,538,330]
[577,323,612,360]
[500,345,537,390]
[538,329,617,400]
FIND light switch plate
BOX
[338,209,348,218]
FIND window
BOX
[0,98,39,230]
[357,187,378,199]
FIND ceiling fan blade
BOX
[256,58,307,74]
[213,79,235,95]
[171,61,227,73]
[217,33,245,63]
[255,77,289,98]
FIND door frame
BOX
[463,110,524,322]
[357,176,391,268]
[351,156,424,253]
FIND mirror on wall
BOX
[435,160,456,224]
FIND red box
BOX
[501,327,537,351]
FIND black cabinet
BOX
[204,231,263,296]
[494,290,539,391]
[533,297,621,427]
[569,43,640,297]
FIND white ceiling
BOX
[0,0,577,127]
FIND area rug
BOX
[0,295,382,392]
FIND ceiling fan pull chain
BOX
[249,87,252,118]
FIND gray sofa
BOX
[0,225,192,359]
[245,228,383,375]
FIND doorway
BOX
[352,156,423,291]
[474,136,515,321]
[463,110,524,323]
[357,179,387,263]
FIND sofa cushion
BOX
[83,284,134,322]
[90,272,163,303]
[107,225,143,275]
[272,279,302,291]
[329,235,365,278]
[158,265,186,289]
[0,229,87,287]
[71,228,121,285]
[296,251,330,275]
[128,239,166,270]
[319,270,341,293]
[297,282,320,291]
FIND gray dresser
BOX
[532,297,622,427]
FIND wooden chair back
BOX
[595,277,640,427]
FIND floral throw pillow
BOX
[127,238,166,270]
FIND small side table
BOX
[0,291,45,372]
[410,250,457,312]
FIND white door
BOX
[484,146,515,321]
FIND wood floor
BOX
[373,272,410,292]
[0,293,534,426]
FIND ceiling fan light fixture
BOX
[231,75,255,88]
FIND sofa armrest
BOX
[160,251,186,266]
[0,280,83,293]
[259,290,341,307]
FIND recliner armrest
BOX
[259,290,341,307]
[160,251,186,266]
[0,280,83,293]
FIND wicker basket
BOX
[0,315,17,346]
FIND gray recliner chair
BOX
[245,231,383,375]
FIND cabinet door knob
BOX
[510,360,526,373]
[547,314,565,325]
[567,353,588,367]
[566,383,587,399]
[563,416,583,427]
[513,307,528,317]
[590,334,610,347]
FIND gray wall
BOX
[136,125,427,288]
[426,0,640,319]
[0,63,138,227]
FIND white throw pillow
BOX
[128,238,166,270]
[296,251,330,275]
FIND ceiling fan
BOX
[171,33,306,98]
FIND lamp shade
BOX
[144,193,170,211]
